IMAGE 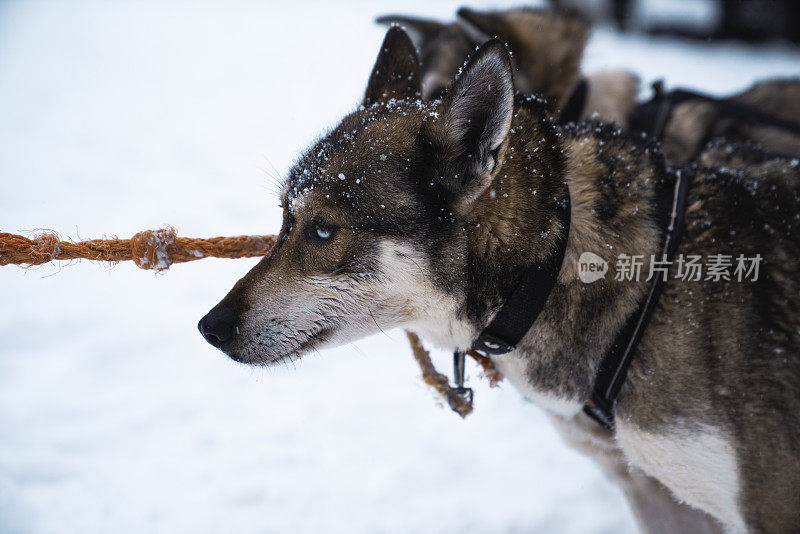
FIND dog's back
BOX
[638,78,800,165]
[727,78,800,158]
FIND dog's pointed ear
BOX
[456,7,500,42]
[417,39,514,206]
[376,15,446,48]
[363,27,422,107]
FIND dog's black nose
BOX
[198,306,238,347]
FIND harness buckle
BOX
[583,393,616,431]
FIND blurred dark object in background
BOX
[551,0,800,44]
[716,0,800,43]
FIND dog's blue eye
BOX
[313,223,334,241]
[316,226,331,239]
[307,221,337,243]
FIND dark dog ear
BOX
[375,15,446,48]
[458,7,589,106]
[363,27,422,107]
[456,7,501,41]
[417,39,514,207]
[558,78,588,125]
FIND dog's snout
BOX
[198,306,238,348]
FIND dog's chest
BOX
[616,422,746,532]
[491,352,747,531]
[490,351,584,417]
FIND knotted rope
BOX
[0,228,276,271]
[1,227,501,413]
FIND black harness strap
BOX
[583,168,690,430]
[582,80,800,430]
[472,189,571,356]
[579,80,800,429]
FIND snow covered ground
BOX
[0,1,797,533]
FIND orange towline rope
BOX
[1,226,501,413]
[0,228,277,271]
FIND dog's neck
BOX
[462,108,666,407]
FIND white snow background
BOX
[0,1,798,533]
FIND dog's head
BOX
[199,28,520,365]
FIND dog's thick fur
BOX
[201,29,800,533]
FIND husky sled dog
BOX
[377,7,590,109]
[377,7,639,126]
[630,78,800,165]
[381,7,800,165]
[199,28,800,533]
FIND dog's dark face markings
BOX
[199,28,516,364]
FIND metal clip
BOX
[473,332,516,355]
[447,350,473,413]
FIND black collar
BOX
[447,184,571,413]
[472,188,572,355]
[444,92,696,429]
